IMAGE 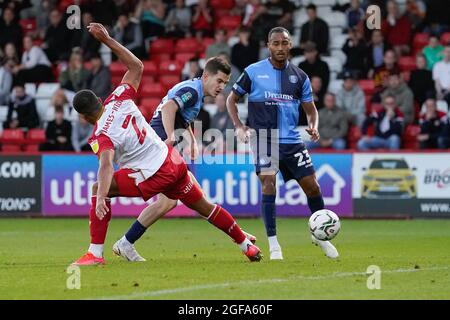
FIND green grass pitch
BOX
[0,218,449,300]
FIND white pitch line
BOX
[88,266,449,300]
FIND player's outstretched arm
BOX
[96,149,115,220]
[302,101,320,142]
[87,23,143,92]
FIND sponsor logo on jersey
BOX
[181,92,193,103]
[257,74,270,79]
[90,140,99,154]
[264,91,294,100]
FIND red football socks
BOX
[208,205,246,244]
[89,196,112,244]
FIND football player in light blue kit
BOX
[114,57,256,261]
[227,27,339,260]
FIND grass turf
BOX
[0,218,449,300]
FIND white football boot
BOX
[269,247,284,260]
[311,235,339,259]
[113,238,146,262]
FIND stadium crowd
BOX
[0,0,449,152]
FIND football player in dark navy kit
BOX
[227,27,339,260]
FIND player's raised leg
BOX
[258,173,283,260]
[298,174,339,259]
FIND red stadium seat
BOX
[24,129,46,152]
[109,62,127,77]
[210,0,235,10]
[176,38,200,54]
[150,53,172,64]
[399,56,417,72]
[111,75,123,87]
[0,129,26,152]
[159,61,182,76]
[175,52,196,65]
[139,83,165,99]
[142,60,158,76]
[347,126,362,149]
[216,15,242,31]
[402,125,420,149]
[160,75,181,92]
[19,18,37,33]
[150,38,175,55]
[413,33,429,53]
[141,75,155,86]
[139,98,161,121]
[441,32,450,45]
[358,80,375,96]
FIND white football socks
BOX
[268,235,281,250]
[88,244,103,258]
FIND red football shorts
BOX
[113,146,203,205]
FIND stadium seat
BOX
[199,38,215,55]
[19,18,36,33]
[142,60,158,76]
[399,56,417,72]
[141,75,155,86]
[325,12,347,28]
[293,9,308,28]
[0,129,26,152]
[150,38,175,55]
[216,15,242,31]
[413,33,429,53]
[312,0,336,5]
[24,83,37,97]
[402,125,420,149]
[24,129,46,152]
[175,52,197,65]
[322,56,343,73]
[328,80,343,95]
[139,83,165,99]
[150,53,172,64]
[210,0,234,10]
[35,83,60,99]
[109,62,127,77]
[441,32,450,45]
[139,98,161,121]
[347,126,362,149]
[330,34,348,50]
[359,80,375,96]
[176,38,200,54]
[158,61,182,76]
[0,105,8,123]
[160,75,181,92]
[111,76,123,87]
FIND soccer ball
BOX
[308,209,341,241]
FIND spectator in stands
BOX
[3,43,19,71]
[381,72,415,124]
[372,49,400,95]
[206,29,231,60]
[300,4,329,55]
[59,50,91,94]
[231,26,259,73]
[87,53,111,101]
[298,42,329,99]
[342,27,367,78]
[165,0,192,38]
[13,36,54,84]
[346,0,365,30]
[381,0,413,56]
[336,71,366,127]
[433,45,450,106]
[182,57,203,81]
[418,97,446,149]
[43,9,72,62]
[0,8,22,52]
[366,30,391,74]
[210,93,235,151]
[409,54,435,105]
[46,89,78,123]
[423,0,450,36]
[35,0,53,39]
[438,117,450,149]
[217,52,240,97]
[113,13,144,59]
[423,35,444,70]
[72,12,101,61]
[307,93,348,150]
[0,60,13,105]
[4,84,39,130]
[231,0,247,17]
[191,0,213,37]
[41,105,74,151]
[135,0,166,39]
[357,95,403,150]
[71,115,94,152]
[243,0,263,28]
[405,0,427,32]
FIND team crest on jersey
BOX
[181,92,193,103]
[289,75,298,84]
[90,140,99,154]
